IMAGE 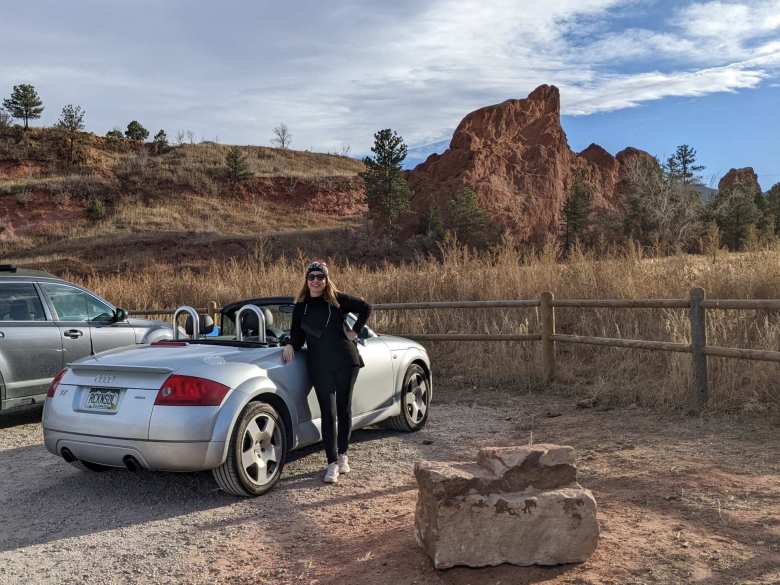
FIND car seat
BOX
[239,307,285,341]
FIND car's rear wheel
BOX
[212,402,287,497]
[384,364,430,432]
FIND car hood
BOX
[68,343,286,389]
[377,334,427,353]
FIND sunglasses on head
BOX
[307,273,326,281]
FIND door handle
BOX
[64,329,84,339]
[0,331,5,338]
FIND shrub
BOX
[86,197,106,221]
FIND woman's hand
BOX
[346,330,358,341]
[282,344,295,363]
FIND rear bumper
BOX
[43,428,225,472]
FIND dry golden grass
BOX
[167,143,364,179]
[70,239,780,415]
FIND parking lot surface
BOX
[1,384,778,585]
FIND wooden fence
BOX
[131,288,780,411]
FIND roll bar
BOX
[173,306,200,340]
[235,304,266,344]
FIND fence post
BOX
[540,291,555,384]
[689,287,709,410]
[207,301,218,323]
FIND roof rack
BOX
[0,265,17,273]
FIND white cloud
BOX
[0,0,778,152]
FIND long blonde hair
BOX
[296,271,341,306]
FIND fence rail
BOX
[131,288,780,410]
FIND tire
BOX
[212,402,287,497]
[384,364,430,432]
[69,459,113,472]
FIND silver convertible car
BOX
[43,297,432,496]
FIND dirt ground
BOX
[0,381,778,585]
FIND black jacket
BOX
[289,292,371,370]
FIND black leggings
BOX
[312,366,359,464]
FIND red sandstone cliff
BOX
[718,167,761,194]
[407,85,658,241]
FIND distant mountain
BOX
[694,184,717,202]
[403,139,450,170]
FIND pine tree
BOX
[225,146,252,184]
[447,186,493,248]
[152,129,169,154]
[3,84,44,129]
[664,144,705,185]
[361,128,411,235]
[418,206,445,242]
[765,182,780,235]
[561,175,592,251]
[709,185,762,250]
[125,120,149,142]
[0,107,11,129]
[56,104,86,167]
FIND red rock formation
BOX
[407,85,658,242]
[718,167,760,194]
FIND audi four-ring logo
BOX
[94,374,116,384]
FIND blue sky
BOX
[2,0,779,189]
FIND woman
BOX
[281,260,371,484]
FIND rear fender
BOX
[211,376,298,465]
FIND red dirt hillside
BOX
[407,85,658,242]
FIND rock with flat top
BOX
[414,444,599,569]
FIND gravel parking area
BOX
[1,382,778,585]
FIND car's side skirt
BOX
[293,403,401,451]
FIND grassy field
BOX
[69,239,780,416]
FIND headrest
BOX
[185,314,214,336]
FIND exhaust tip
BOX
[61,447,76,463]
[123,455,142,473]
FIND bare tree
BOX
[620,156,704,252]
[272,123,291,149]
[176,130,185,145]
[186,130,195,145]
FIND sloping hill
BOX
[0,128,370,274]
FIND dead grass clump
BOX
[70,240,780,415]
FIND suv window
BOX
[42,283,114,321]
[0,283,46,321]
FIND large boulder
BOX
[414,444,599,569]
[406,85,657,242]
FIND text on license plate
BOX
[86,388,121,411]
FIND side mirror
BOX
[114,308,128,322]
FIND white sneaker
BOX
[323,462,339,484]
[338,454,350,474]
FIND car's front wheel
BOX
[384,364,430,432]
[212,402,287,497]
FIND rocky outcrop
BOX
[414,444,599,569]
[718,167,761,194]
[406,85,657,241]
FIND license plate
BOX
[85,388,121,412]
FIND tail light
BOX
[154,374,230,406]
[46,369,67,398]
